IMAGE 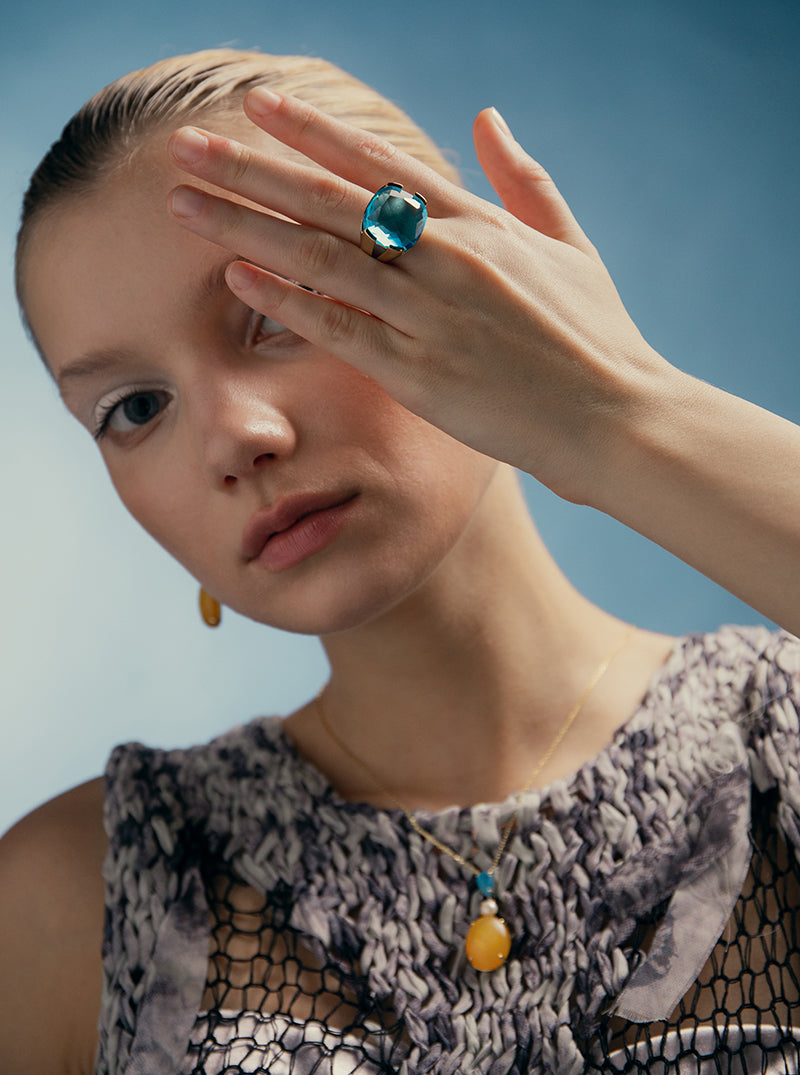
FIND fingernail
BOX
[226,262,258,291]
[171,127,208,166]
[247,87,282,116]
[170,187,207,219]
[490,107,514,139]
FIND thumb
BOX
[473,107,600,261]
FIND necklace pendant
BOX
[465,895,512,972]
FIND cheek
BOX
[360,402,500,522]
[330,369,492,489]
[107,459,208,574]
[99,361,499,634]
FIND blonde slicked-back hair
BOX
[16,48,459,322]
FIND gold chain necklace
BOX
[314,626,635,972]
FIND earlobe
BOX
[199,587,222,627]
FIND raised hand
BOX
[167,90,800,634]
[167,89,669,507]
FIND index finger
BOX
[243,88,462,214]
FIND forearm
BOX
[597,365,800,635]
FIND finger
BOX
[473,108,601,261]
[168,184,419,328]
[225,262,414,398]
[242,88,461,214]
[168,125,369,241]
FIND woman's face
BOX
[21,122,499,635]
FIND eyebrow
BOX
[192,259,236,314]
[56,349,132,392]
[56,259,237,392]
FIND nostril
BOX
[253,453,274,469]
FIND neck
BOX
[286,467,668,810]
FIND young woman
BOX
[3,48,799,1075]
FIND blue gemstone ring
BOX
[360,182,428,262]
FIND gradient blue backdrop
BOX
[2,0,799,834]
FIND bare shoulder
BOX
[0,778,107,1075]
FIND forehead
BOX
[22,116,299,377]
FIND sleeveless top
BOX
[94,626,800,1074]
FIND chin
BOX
[233,558,441,637]
[240,592,407,638]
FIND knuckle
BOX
[317,299,354,344]
[471,202,507,231]
[216,198,247,238]
[295,100,321,139]
[228,141,256,186]
[307,174,351,217]
[519,157,553,186]
[296,230,339,277]
[355,132,398,172]
[270,287,295,322]
[438,230,485,276]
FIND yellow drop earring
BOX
[199,588,221,628]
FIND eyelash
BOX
[91,297,314,441]
[93,387,169,441]
[247,310,299,348]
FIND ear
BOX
[473,108,601,262]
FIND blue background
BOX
[2,0,798,833]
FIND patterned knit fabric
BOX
[95,626,800,1074]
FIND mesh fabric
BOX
[185,787,798,1073]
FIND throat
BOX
[284,625,674,814]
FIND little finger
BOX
[225,263,414,397]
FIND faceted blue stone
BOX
[476,871,495,897]
[362,183,427,252]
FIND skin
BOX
[2,90,797,1072]
[19,120,670,790]
[24,148,503,638]
[164,89,800,635]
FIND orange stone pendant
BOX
[465,899,512,972]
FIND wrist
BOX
[561,344,689,515]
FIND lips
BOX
[241,490,358,570]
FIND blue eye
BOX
[120,393,161,425]
[94,388,169,440]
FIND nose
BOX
[192,371,298,488]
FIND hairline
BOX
[16,101,258,372]
[16,49,461,373]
